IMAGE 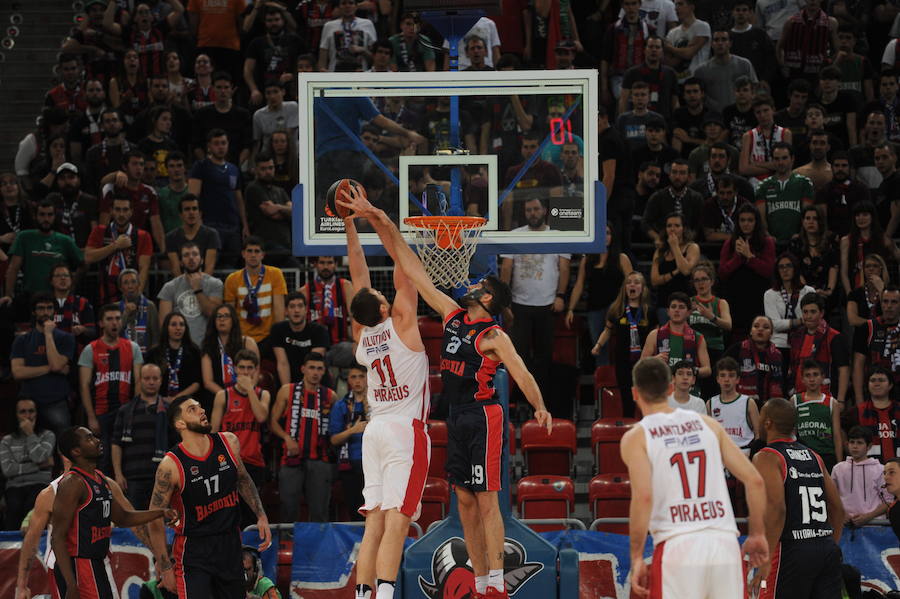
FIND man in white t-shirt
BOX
[318,0,377,72]
[442,16,501,69]
[665,0,711,83]
[668,360,707,413]
[755,0,802,41]
[499,198,570,403]
[621,0,679,36]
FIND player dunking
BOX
[147,397,272,598]
[620,358,768,598]
[343,201,431,599]
[50,427,174,599]
[339,187,551,599]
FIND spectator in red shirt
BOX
[99,150,164,249]
[44,54,87,118]
[85,195,154,303]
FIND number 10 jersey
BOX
[639,408,738,544]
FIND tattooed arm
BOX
[148,456,179,592]
[222,431,272,551]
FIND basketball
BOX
[325,178,366,218]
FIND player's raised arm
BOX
[338,184,459,319]
[222,431,271,551]
[344,211,372,344]
[620,426,652,598]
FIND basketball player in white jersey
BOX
[621,357,769,598]
[343,202,431,599]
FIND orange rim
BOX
[403,216,487,230]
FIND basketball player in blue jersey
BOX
[147,397,272,598]
[339,187,551,599]
[51,427,176,599]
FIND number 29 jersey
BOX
[440,309,501,408]
[639,408,737,544]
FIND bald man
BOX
[751,397,844,599]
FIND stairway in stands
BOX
[0,0,76,169]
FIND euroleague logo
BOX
[418,537,542,599]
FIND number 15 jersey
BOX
[639,408,737,544]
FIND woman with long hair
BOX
[147,312,202,403]
[718,202,776,337]
[789,205,838,303]
[267,129,299,197]
[650,212,701,324]
[689,260,732,397]
[847,253,890,327]
[764,252,815,374]
[186,53,215,112]
[137,105,178,186]
[566,224,633,365]
[165,51,193,109]
[723,315,784,403]
[200,304,259,411]
[109,49,148,127]
[592,271,656,416]
[0,172,33,254]
[840,201,900,296]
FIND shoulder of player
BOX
[55,472,86,501]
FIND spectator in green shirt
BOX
[156,151,188,234]
[755,142,814,244]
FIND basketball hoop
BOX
[403,216,486,288]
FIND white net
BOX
[404,217,486,289]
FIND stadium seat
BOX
[589,474,631,533]
[419,316,444,369]
[427,420,448,479]
[591,418,638,474]
[419,477,450,532]
[517,475,575,532]
[521,419,576,476]
[594,366,623,418]
[429,372,443,395]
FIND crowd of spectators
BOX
[1,0,900,538]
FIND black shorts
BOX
[446,403,503,492]
[173,532,244,599]
[763,539,842,599]
[54,557,117,599]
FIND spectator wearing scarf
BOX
[146,311,201,404]
[642,292,712,382]
[84,195,152,304]
[788,292,849,400]
[223,236,287,343]
[201,303,259,414]
[853,286,900,402]
[117,268,159,356]
[301,255,355,346]
[724,315,785,404]
[764,252,815,374]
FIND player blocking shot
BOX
[621,358,769,598]
[342,189,431,599]
[147,397,272,599]
[338,185,552,599]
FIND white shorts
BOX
[360,416,430,520]
[648,530,744,599]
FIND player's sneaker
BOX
[483,586,508,599]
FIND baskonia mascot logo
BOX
[418,537,543,599]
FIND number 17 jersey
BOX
[640,408,737,544]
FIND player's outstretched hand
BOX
[257,514,272,551]
[534,409,552,434]
[742,532,769,569]
[163,508,180,527]
[629,556,650,597]
[337,184,375,217]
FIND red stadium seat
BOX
[521,419,576,476]
[429,372,443,395]
[508,421,516,455]
[589,474,631,533]
[419,316,444,370]
[517,475,575,532]
[427,420,448,479]
[553,313,579,367]
[418,477,450,532]
[594,366,622,418]
[591,418,638,474]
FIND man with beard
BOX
[814,152,870,237]
[794,129,833,192]
[499,198,571,408]
[875,142,900,236]
[52,426,173,599]
[694,29,757,110]
[191,72,252,167]
[117,268,159,354]
[44,54,86,117]
[849,109,889,189]
[633,162,662,243]
[11,294,76,434]
[853,285,900,403]
[99,150,165,250]
[149,394,272,597]
[49,263,96,345]
[672,78,713,157]
[86,195,154,303]
[165,195,221,275]
[701,174,743,242]
[633,118,679,185]
[69,79,108,163]
[560,142,584,196]
[620,35,680,121]
[755,142,813,244]
[245,153,292,254]
[83,109,133,196]
[49,166,99,248]
[690,142,754,203]
[642,159,704,241]
[158,241,224,346]
[132,74,192,152]
[224,236,287,343]
[1,199,83,317]
[300,256,355,346]
[270,292,329,386]
[78,304,144,473]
